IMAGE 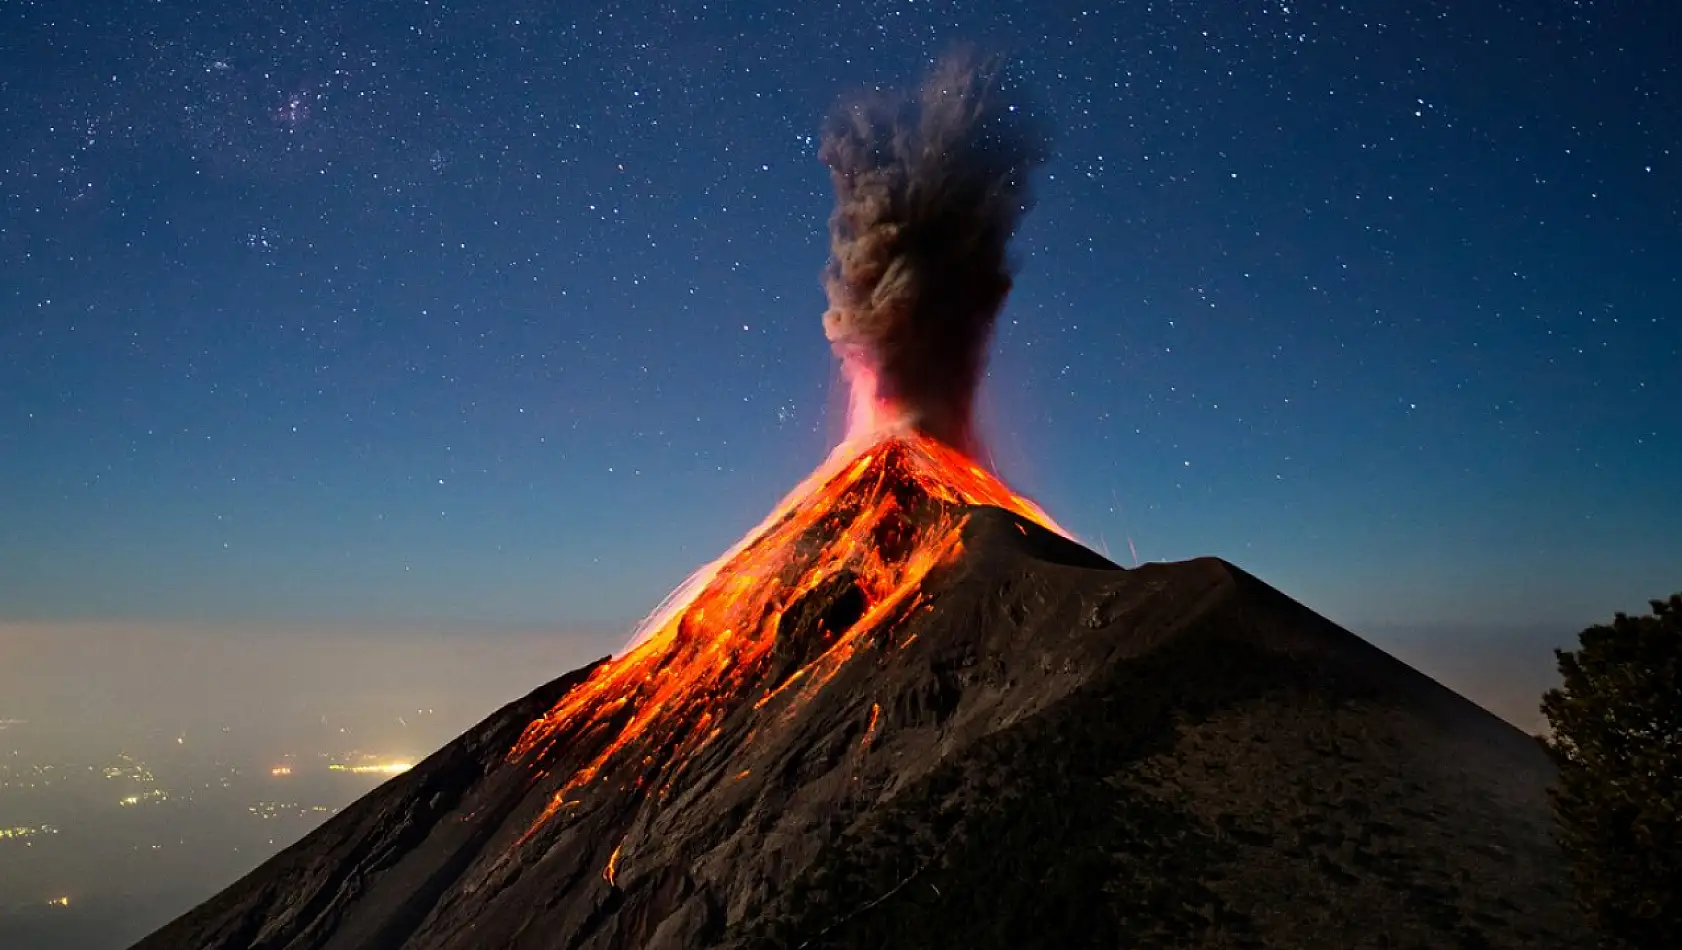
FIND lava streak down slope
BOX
[132,439,1590,950]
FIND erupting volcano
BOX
[504,52,1065,841]
[134,55,1592,950]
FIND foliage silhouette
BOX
[1542,593,1682,949]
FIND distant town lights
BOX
[328,761,413,775]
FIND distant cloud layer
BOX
[0,619,1568,739]
[1361,622,1571,733]
[0,621,611,743]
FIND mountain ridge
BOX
[133,503,1589,949]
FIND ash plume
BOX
[819,51,1051,458]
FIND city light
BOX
[328,761,413,775]
[270,766,293,776]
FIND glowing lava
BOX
[508,426,1064,834]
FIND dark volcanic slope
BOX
[134,510,1589,950]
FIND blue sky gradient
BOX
[3,2,1677,710]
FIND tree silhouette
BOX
[1541,593,1682,949]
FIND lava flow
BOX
[508,426,1064,831]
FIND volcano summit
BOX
[133,57,1590,950]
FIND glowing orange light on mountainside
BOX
[508,426,1065,835]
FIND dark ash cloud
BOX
[818,51,1052,457]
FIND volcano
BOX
[131,430,1589,950]
[134,56,1590,949]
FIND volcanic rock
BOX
[131,448,1590,949]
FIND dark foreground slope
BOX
[134,509,1589,950]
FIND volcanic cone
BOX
[131,56,1592,950]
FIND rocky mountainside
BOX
[132,460,1589,949]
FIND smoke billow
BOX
[819,52,1051,458]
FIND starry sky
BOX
[2,2,1678,697]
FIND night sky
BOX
[3,2,1678,662]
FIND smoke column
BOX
[819,51,1051,459]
